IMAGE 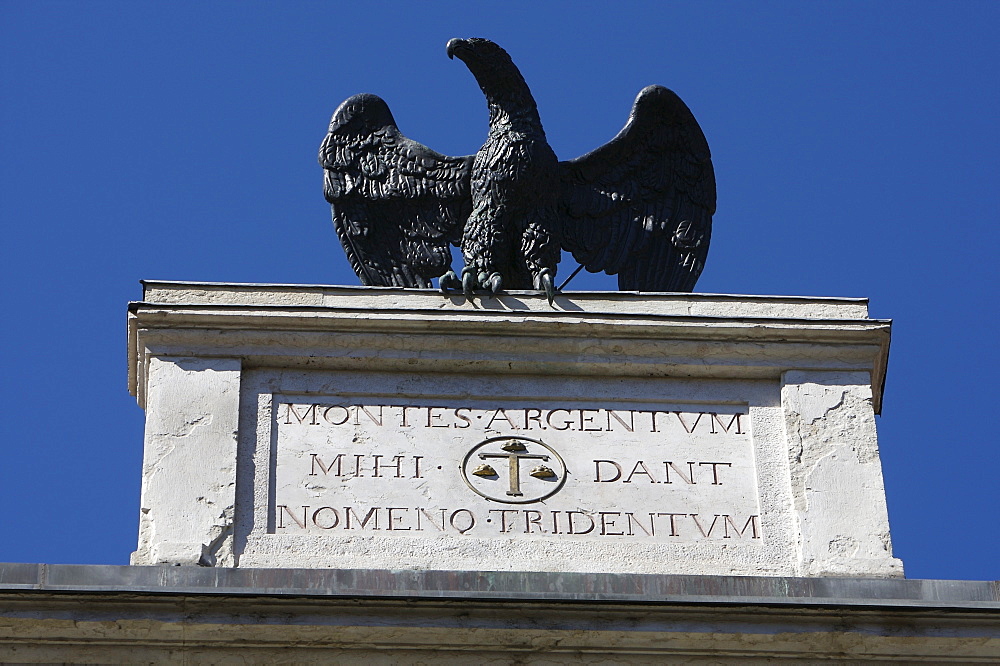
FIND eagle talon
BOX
[537,271,556,306]
[461,266,477,299]
[439,270,461,293]
[485,273,503,297]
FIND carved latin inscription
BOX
[283,403,745,435]
[273,400,759,544]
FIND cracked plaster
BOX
[131,356,241,567]
[782,371,902,577]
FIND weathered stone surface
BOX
[131,356,240,567]
[140,280,872,319]
[129,282,901,577]
[782,371,897,576]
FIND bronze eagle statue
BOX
[319,38,715,301]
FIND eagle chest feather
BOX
[472,131,558,219]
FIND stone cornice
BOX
[2,563,997,608]
[0,564,997,661]
[128,282,891,412]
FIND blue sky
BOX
[1,1,997,581]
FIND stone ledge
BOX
[139,280,874,319]
[2,564,999,662]
[127,282,892,412]
[1,563,996,609]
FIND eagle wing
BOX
[319,94,473,288]
[558,85,716,292]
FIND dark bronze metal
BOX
[319,38,716,301]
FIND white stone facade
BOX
[128,282,902,577]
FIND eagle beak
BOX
[446,38,465,60]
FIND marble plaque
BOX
[272,398,759,544]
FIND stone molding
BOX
[129,282,890,412]
[2,563,996,607]
[0,564,998,662]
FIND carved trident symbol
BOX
[479,441,551,496]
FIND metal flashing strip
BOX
[1,564,997,610]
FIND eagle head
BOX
[447,38,518,83]
[445,37,508,62]
[445,37,532,111]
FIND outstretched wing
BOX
[558,85,716,292]
[319,94,473,288]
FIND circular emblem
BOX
[461,436,567,504]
